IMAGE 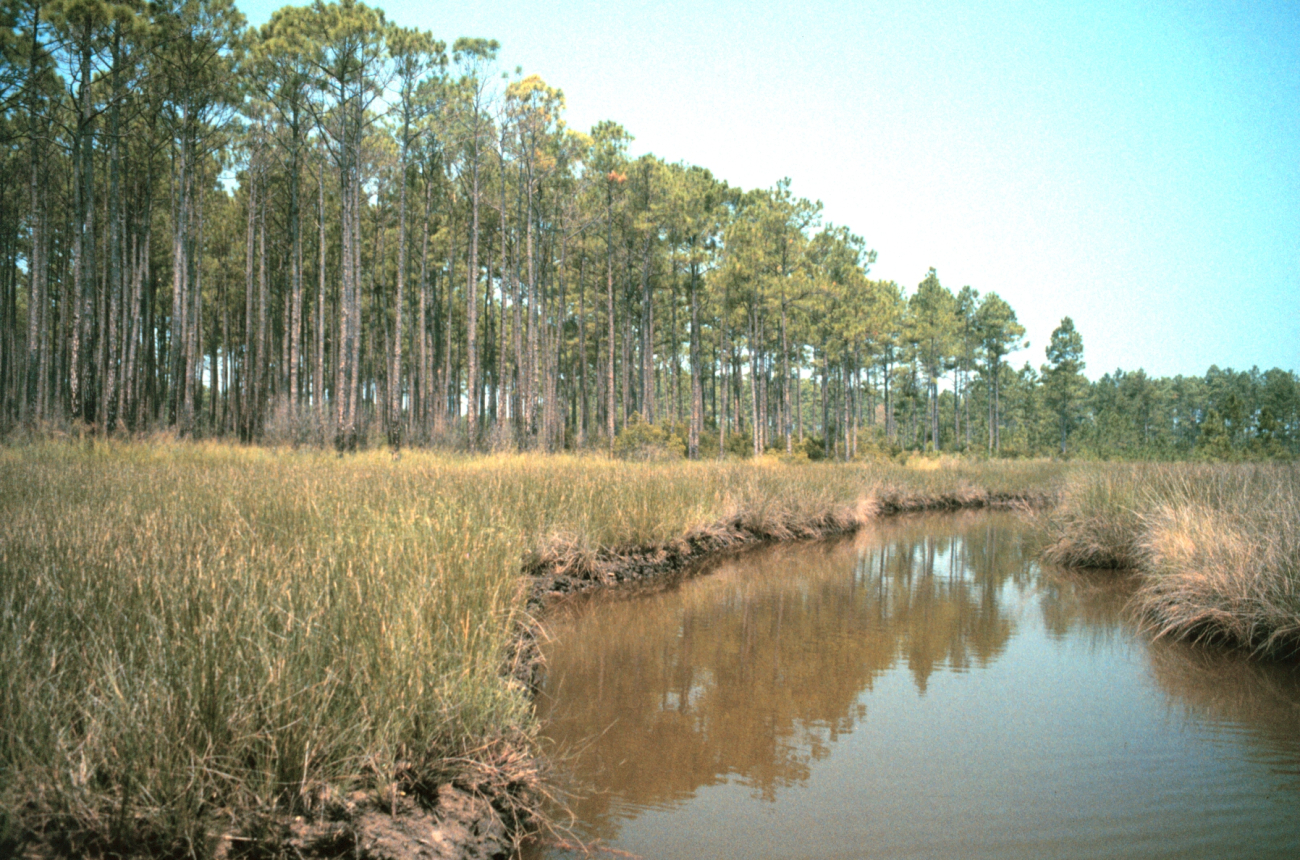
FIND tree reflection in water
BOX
[535,512,1037,839]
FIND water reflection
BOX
[533,512,1300,858]
[536,513,1035,837]
[1035,565,1139,645]
[1148,642,1300,780]
[1038,563,1300,779]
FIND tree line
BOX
[0,0,1295,459]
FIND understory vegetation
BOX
[1040,462,1300,655]
[0,442,1062,854]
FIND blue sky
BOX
[239,0,1300,379]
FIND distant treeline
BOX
[0,0,1294,460]
[907,363,1300,462]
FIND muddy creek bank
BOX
[528,511,1300,860]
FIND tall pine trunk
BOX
[466,149,481,447]
[688,258,701,459]
[69,32,96,423]
[389,130,408,447]
[22,22,46,427]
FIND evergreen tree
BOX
[0,0,1292,459]
[974,292,1024,455]
[1042,316,1086,455]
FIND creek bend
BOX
[526,511,1300,860]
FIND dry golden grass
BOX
[1140,495,1300,652]
[1039,464,1151,568]
[0,442,535,855]
[1039,462,1300,656]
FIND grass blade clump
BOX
[0,443,533,854]
[1039,462,1300,656]
[1136,466,1300,655]
[1039,464,1152,568]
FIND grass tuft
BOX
[1039,462,1300,655]
[1039,465,1150,568]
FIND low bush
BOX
[611,415,686,460]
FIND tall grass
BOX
[0,442,1062,853]
[0,443,532,854]
[1040,462,1300,655]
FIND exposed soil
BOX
[524,489,1047,611]
[227,785,513,860]
[255,777,529,860]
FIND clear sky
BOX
[238,0,1300,380]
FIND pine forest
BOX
[0,0,1296,460]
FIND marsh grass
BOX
[1040,462,1300,655]
[0,443,533,855]
[0,443,1063,853]
[1039,465,1153,568]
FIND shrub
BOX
[797,435,826,461]
[612,414,686,460]
[724,429,753,458]
[854,427,902,463]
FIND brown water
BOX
[529,512,1300,860]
